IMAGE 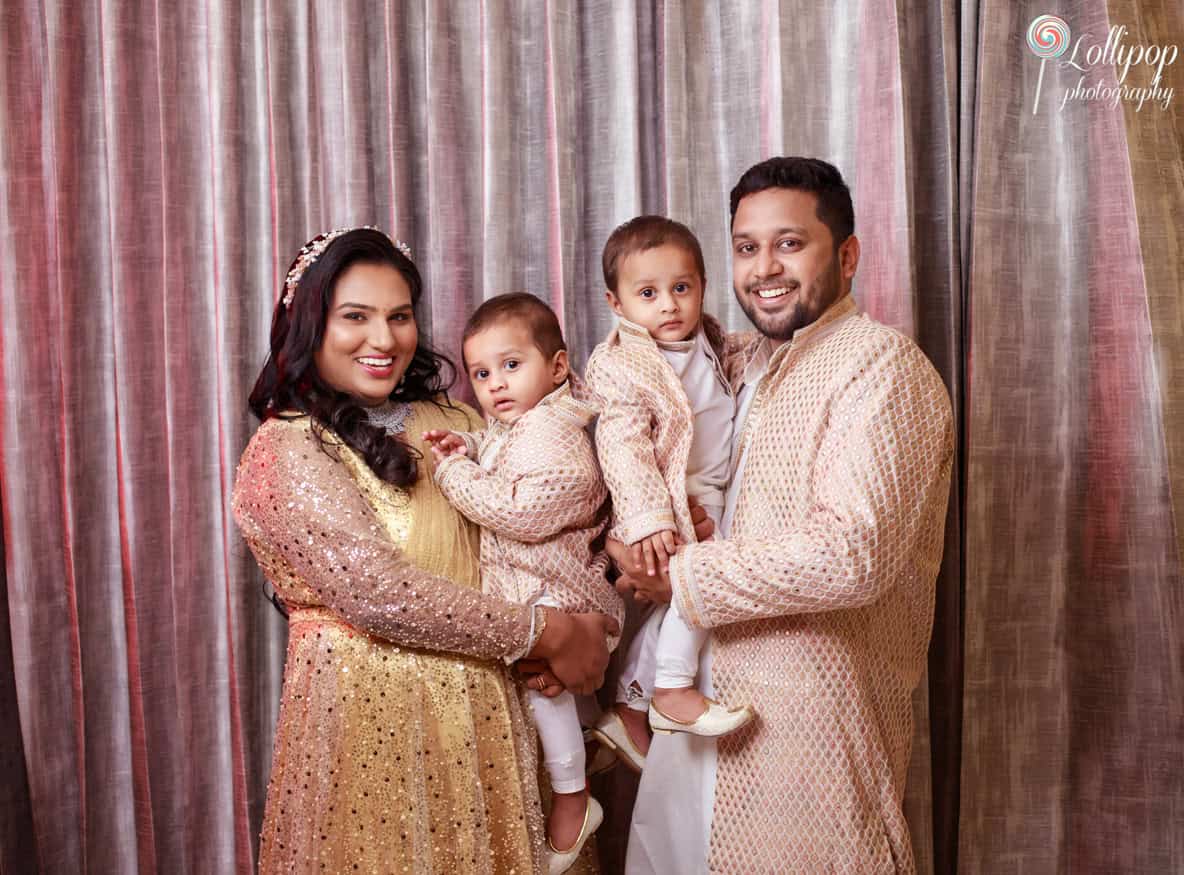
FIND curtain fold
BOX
[1,1,1179,872]
[959,1,1183,872]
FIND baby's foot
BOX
[651,686,710,723]
[548,789,592,852]
[545,793,603,874]
[613,703,652,757]
[650,687,753,738]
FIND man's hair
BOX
[601,215,707,293]
[461,292,566,364]
[729,157,854,247]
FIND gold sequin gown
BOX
[233,400,548,874]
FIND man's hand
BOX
[514,658,565,698]
[687,496,715,542]
[422,429,469,464]
[630,530,679,577]
[527,610,619,695]
[615,569,673,605]
[606,537,673,605]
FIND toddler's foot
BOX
[546,791,603,874]
[649,686,753,738]
[589,705,649,773]
[614,703,652,757]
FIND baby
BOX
[585,216,754,771]
[425,292,622,874]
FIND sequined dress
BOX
[233,400,546,874]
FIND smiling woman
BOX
[313,262,419,406]
[231,228,617,873]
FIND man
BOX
[614,157,954,873]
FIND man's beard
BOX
[734,256,842,342]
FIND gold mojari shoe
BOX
[546,796,603,875]
[583,728,619,776]
[648,698,754,737]
[589,710,647,773]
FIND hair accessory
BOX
[282,226,414,309]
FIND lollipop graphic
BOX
[1027,14,1071,113]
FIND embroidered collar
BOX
[737,294,859,386]
[790,293,857,347]
[483,379,595,437]
[614,317,730,393]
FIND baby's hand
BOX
[629,530,680,577]
[422,429,469,464]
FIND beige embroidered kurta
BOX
[669,296,954,873]
[232,402,547,874]
[585,315,731,546]
[434,383,623,645]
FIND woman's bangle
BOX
[526,604,548,656]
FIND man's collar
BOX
[790,293,857,347]
[743,293,858,384]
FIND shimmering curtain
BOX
[959,0,1184,871]
[0,1,1179,873]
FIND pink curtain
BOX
[0,1,1179,872]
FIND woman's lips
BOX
[357,357,395,378]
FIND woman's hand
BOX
[529,609,618,695]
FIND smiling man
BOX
[621,158,955,874]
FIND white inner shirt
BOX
[656,330,734,512]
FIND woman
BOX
[233,227,615,873]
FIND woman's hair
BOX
[248,227,456,487]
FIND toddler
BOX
[584,216,754,771]
[425,292,622,874]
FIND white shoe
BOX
[546,796,603,875]
[589,710,647,773]
[648,698,753,737]
[583,729,618,776]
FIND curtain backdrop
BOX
[1,1,1179,872]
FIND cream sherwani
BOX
[632,295,954,874]
[434,382,624,642]
[585,314,732,545]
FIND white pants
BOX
[616,502,721,705]
[528,594,586,794]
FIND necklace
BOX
[364,401,412,435]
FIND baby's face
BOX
[608,244,704,343]
[463,320,567,424]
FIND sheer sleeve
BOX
[232,418,534,660]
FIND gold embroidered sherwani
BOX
[584,315,731,545]
[669,296,954,873]
[434,383,623,643]
[232,401,546,874]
